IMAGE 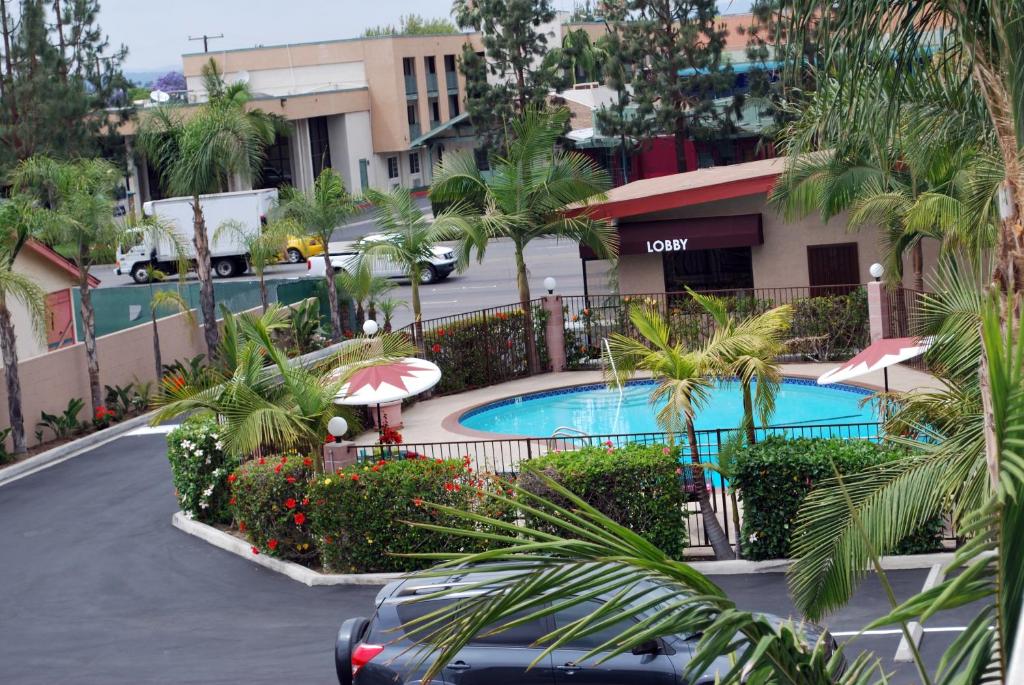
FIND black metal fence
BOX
[883,286,929,371]
[355,421,884,553]
[561,286,870,370]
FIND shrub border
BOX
[172,510,956,586]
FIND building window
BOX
[444,54,459,91]
[425,55,436,74]
[258,133,292,189]
[409,152,420,175]
[807,243,860,296]
[407,103,418,125]
[387,156,399,179]
[448,93,460,117]
[473,147,490,171]
[429,97,440,124]
[663,247,754,292]
[308,116,332,177]
[402,57,415,76]
[444,54,457,72]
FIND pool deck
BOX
[355,363,942,446]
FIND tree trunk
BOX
[687,419,735,559]
[411,268,424,353]
[514,244,540,375]
[673,127,689,174]
[911,241,924,293]
[191,197,220,356]
[151,311,162,381]
[325,269,341,340]
[258,273,268,313]
[0,294,26,454]
[742,382,756,445]
[79,277,102,413]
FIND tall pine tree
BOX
[453,0,564,151]
[596,0,740,173]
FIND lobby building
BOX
[574,157,939,295]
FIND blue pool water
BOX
[459,378,877,437]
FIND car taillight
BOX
[306,259,311,271]
[351,643,384,677]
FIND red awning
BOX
[580,214,763,260]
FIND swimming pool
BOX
[459,378,877,437]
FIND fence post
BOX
[542,295,566,372]
[867,281,890,341]
[322,441,358,472]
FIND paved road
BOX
[0,429,971,684]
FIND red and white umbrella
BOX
[334,357,441,406]
[817,336,932,392]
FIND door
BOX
[807,242,860,296]
[443,610,556,685]
[359,159,370,192]
[548,601,677,684]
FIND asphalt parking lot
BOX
[0,429,967,684]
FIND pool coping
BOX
[440,372,884,441]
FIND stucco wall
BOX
[11,249,80,361]
[614,193,942,294]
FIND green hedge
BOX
[307,458,512,573]
[166,417,240,524]
[422,307,549,394]
[228,453,319,563]
[732,437,944,560]
[788,289,869,361]
[518,444,688,559]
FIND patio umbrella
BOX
[333,357,442,436]
[816,336,932,393]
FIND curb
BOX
[171,512,404,587]
[0,410,160,487]
[172,511,956,586]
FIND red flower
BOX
[294,512,306,526]
[343,330,354,338]
[257,457,266,465]
[444,482,455,492]
[301,497,309,506]
[267,539,278,550]
[227,474,237,484]
[412,498,423,507]
[238,521,246,532]
[284,498,297,509]
[303,458,313,467]
[325,535,333,544]
[506,340,513,349]
[437,328,445,336]
[286,475,296,484]
[372,464,380,472]
[274,464,282,474]
[351,474,360,482]
[431,343,442,353]
[251,546,259,555]
[280,456,288,464]
[228,497,237,505]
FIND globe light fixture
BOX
[543,276,557,294]
[362,319,379,336]
[327,416,348,443]
[869,263,884,282]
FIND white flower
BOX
[215,441,223,451]
[194,449,203,457]
[183,511,194,520]
[199,500,209,509]
[204,456,211,465]
[748,532,759,543]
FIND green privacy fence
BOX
[72,277,354,340]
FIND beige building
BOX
[5,240,98,363]
[574,157,939,295]
[129,32,484,202]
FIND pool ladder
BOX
[548,426,591,451]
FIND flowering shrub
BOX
[166,417,240,524]
[732,437,944,560]
[421,307,549,394]
[93,405,117,429]
[228,453,318,563]
[307,457,511,573]
[518,444,688,559]
[788,289,869,361]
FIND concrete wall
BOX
[614,193,942,294]
[11,249,80,361]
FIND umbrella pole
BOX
[883,366,889,394]
[376,403,384,443]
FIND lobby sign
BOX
[580,214,764,259]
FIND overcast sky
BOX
[101,0,754,71]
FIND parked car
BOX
[281,234,325,264]
[307,234,457,284]
[335,568,842,685]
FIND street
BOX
[0,429,969,684]
[95,196,610,329]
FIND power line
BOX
[188,33,224,53]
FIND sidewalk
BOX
[354,363,941,445]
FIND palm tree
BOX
[543,28,610,86]
[604,303,734,559]
[11,156,130,413]
[275,168,361,340]
[152,304,415,459]
[688,288,792,444]
[136,59,280,357]
[334,259,393,330]
[213,219,289,311]
[431,107,616,373]
[0,195,51,454]
[376,297,407,332]
[147,276,196,381]
[362,186,472,341]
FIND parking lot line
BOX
[831,626,968,637]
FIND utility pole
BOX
[188,33,223,53]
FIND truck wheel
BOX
[130,264,152,284]
[419,264,438,284]
[286,248,304,264]
[213,258,238,278]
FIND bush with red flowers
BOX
[307,458,512,573]
[166,417,240,524]
[228,453,318,563]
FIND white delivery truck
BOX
[116,188,278,284]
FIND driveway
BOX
[0,431,967,683]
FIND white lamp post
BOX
[362,319,379,336]
[544,276,557,295]
[869,263,884,282]
[327,416,348,443]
